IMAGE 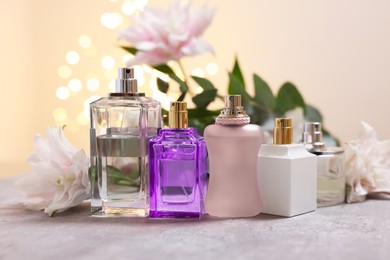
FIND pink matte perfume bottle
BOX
[204,95,263,217]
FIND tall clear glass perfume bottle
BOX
[149,101,207,218]
[204,95,263,218]
[257,118,317,217]
[303,122,345,207]
[90,67,161,217]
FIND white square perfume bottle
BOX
[257,118,317,217]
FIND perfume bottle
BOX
[303,122,345,207]
[149,101,207,218]
[257,118,317,217]
[90,67,161,217]
[204,95,263,218]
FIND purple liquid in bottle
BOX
[149,102,207,218]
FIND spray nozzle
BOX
[115,67,138,93]
[303,122,325,150]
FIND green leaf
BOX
[157,78,169,93]
[179,81,189,93]
[191,76,218,108]
[253,74,275,111]
[228,72,254,115]
[153,64,175,75]
[161,109,169,126]
[232,57,245,86]
[126,168,140,181]
[168,74,188,93]
[107,165,140,187]
[177,92,186,101]
[191,76,216,91]
[305,104,323,122]
[106,166,127,181]
[323,128,341,147]
[250,103,271,125]
[151,65,188,98]
[274,82,306,115]
[121,46,138,55]
[88,166,96,182]
[192,89,218,108]
[188,109,220,135]
[228,73,251,100]
[187,109,220,117]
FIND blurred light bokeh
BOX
[2,0,390,175]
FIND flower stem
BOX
[177,60,194,97]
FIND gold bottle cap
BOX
[169,101,188,128]
[273,118,293,144]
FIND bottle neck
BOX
[108,92,145,97]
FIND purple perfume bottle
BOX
[149,101,207,218]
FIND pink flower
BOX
[120,0,215,66]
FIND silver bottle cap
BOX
[218,95,248,118]
[303,122,325,150]
[115,68,138,93]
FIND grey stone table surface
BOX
[1,176,390,260]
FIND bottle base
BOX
[317,192,345,207]
[205,207,261,218]
[91,199,149,217]
[149,210,202,219]
[317,178,346,207]
[92,207,148,217]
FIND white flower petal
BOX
[180,38,214,57]
[345,121,390,203]
[14,127,90,216]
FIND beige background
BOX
[1,0,389,176]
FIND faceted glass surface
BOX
[316,151,345,207]
[90,95,161,217]
[149,128,207,218]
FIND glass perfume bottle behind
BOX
[149,101,207,218]
[303,122,345,207]
[90,68,161,217]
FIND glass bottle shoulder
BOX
[90,95,160,109]
[151,127,204,145]
[204,123,263,138]
[259,143,316,159]
[308,146,345,156]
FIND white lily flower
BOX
[14,127,90,216]
[345,121,390,203]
